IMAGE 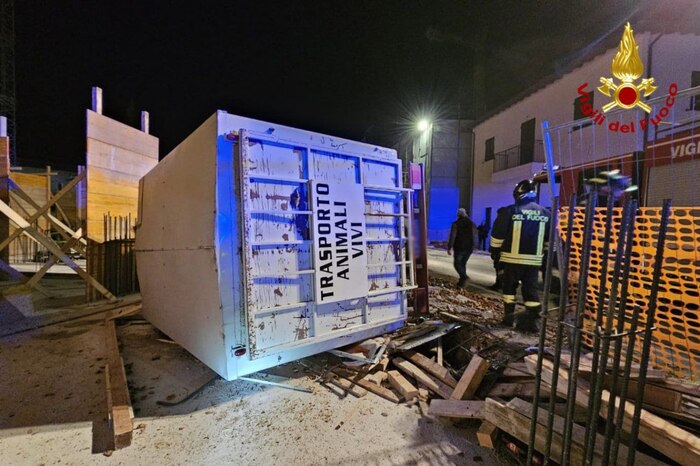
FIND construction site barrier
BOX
[561,207,700,380]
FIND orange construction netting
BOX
[560,207,700,380]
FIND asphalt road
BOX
[427,247,497,289]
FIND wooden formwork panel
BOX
[85,110,158,243]
[561,207,700,380]
[9,172,49,228]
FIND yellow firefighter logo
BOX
[598,22,657,113]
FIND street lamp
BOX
[417,119,430,132]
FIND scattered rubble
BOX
[318,277,700,465]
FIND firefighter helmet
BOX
[513,179,536,201]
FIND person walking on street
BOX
[490,180,550,332]
[477,222,489,250]
[447,208,476,288]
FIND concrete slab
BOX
[0,312,509,465]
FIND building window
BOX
[574,91,594,120]
[485,137,494,161]
[691,71,700,111]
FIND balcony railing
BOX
[493,140,544,172]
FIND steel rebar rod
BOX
[584,199,633,466]
[581,194,616,464]
[526,196,559,466]
[604,199,638,464]
[543,193,577,465]
[562,191,597,466]
[610,308,644,461]
[625,199,672,466]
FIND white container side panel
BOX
[138,249,226,376]
[215,112,411,372]
[136,114,218,250]
[136,114,229,379]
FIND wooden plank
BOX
[105,303,143,321]
[429,399,485,419]
[653,378,700,398]
[403,350,458,388]
[418,400,434,419]
[510,397,663,466]
[501,362,534,379]
[551,402,589,423]
[9,182,83,244]
[25,235,82,288]
[365,371,387,385]
[525,355,700,466]
[476,421,499,448]
[0,171,85,253]
[325,374,367,398]
[606,376,682,412]
[331,369,400,403]
[559,352,666,381]
[451,355,489,400]
[387,370,418,400]
[392,357,453,399]
[483,398,662,466]
[487,382,539,399]
[87,110,159,157]
[86,140,158,177]
[644,404,700,429]
[0,199,115,300]
[105,319,133,449]
[85,114,158,244]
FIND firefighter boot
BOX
[515,305,540,333]
[501,303,515,327]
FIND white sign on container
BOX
[311,180,368,304]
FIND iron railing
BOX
[493,140,544,172]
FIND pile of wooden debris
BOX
[315,314,700,465]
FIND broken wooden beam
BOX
[559,352,666,381]
[105,303,143,321]
[605,376,682,412]
[105,319,133,449]
[501,362,534,379]
[451,355,489,400]
[403,350,458,388]
[476,421,499,449]
[365,370,387,386]
[387,370,418,400]
[486,382,538,399]
[325,373,368,398]
[525,355,700,466]
[331,369,399,403]
[392,357,453,399]
[429,399,485,419]
[483,397,663,466]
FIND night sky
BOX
[14,1,640,170]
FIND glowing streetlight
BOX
[417,119,430,132]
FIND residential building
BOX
[471,24,700,229]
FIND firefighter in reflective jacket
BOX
[490,179,550,332]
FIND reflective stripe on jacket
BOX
[489,201,549,266]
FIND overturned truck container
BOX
[136,111,415,380]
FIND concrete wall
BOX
[428,120,473,241]
[398,119,474,242]
[471,32,700,229]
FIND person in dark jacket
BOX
[490,180,550,332]
[477,223,489,250]
[489,207,507,291]
[447,208,476,287]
